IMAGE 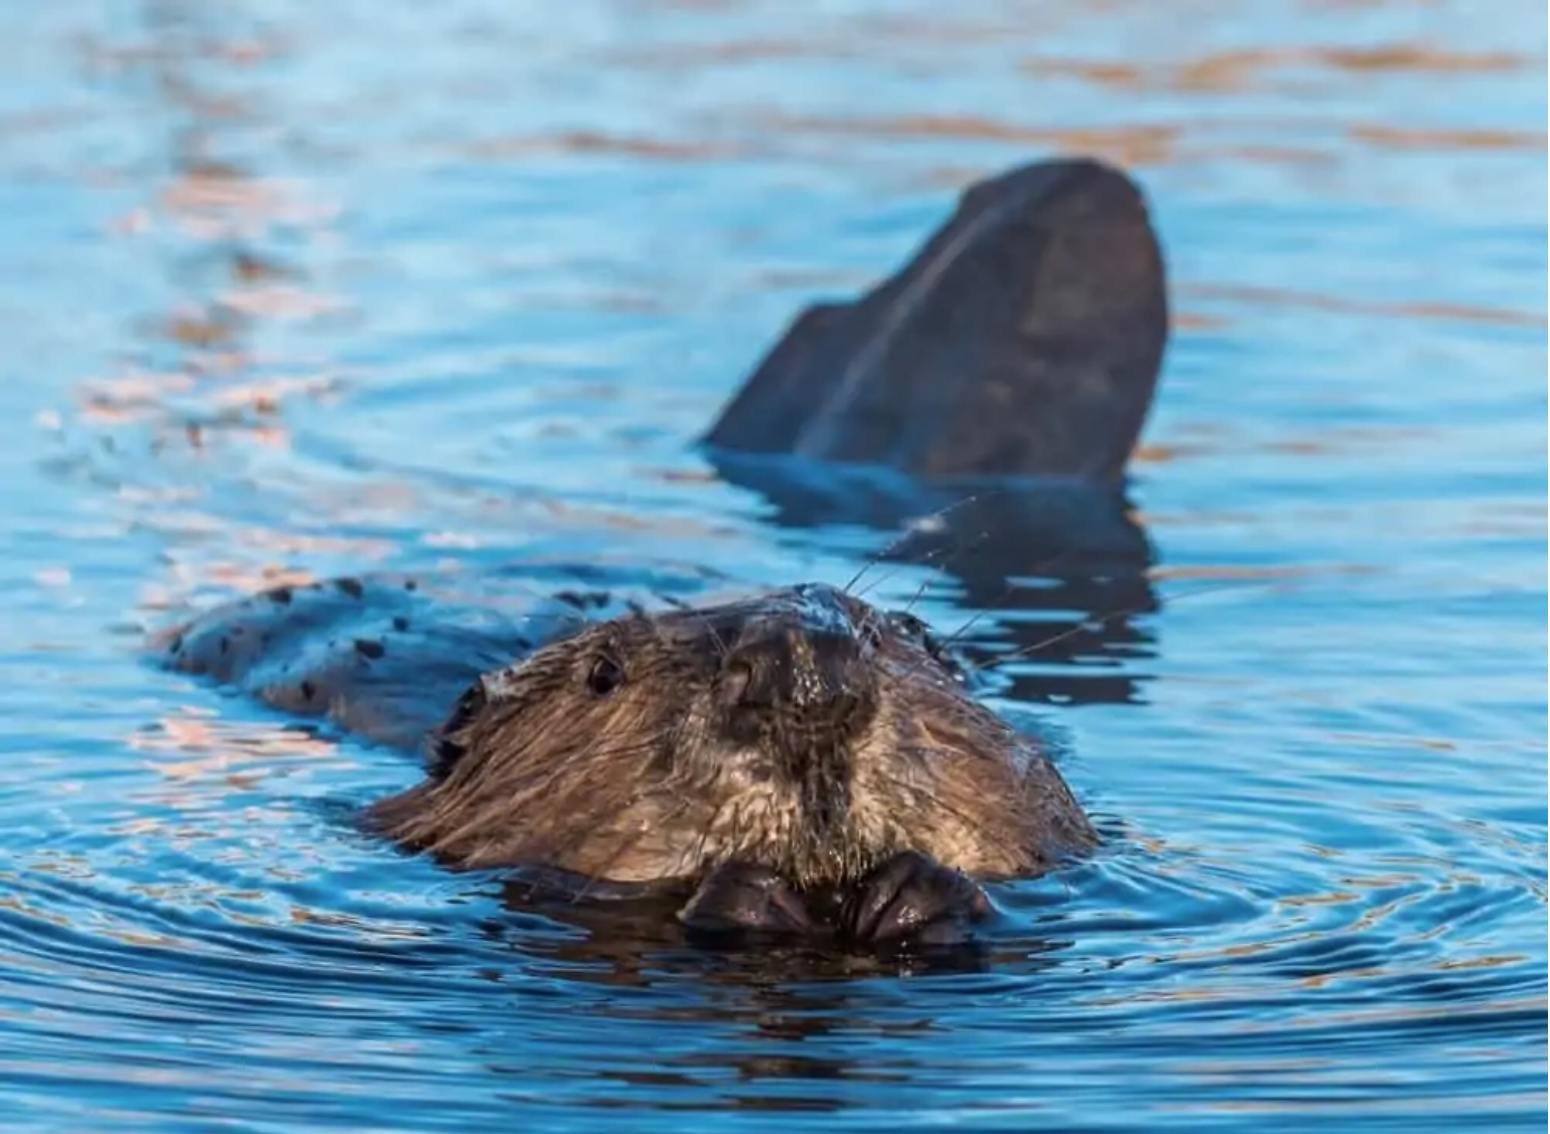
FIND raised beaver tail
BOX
[701,157,1168,485]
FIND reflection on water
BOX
[0,0,1545,1131]
[708,453,1162,704]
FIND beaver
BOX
[156,155,1167,949]
[364,583,1096,945]
[158,573,1096,946]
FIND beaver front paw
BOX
[841,850,993,947]
[678,861,819,940]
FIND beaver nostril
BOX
[721,658,755,707]
[721,626,866,717]
[722,637,793,710]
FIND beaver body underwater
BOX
[158,156,1168,949]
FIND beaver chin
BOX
[365,582,1097,896]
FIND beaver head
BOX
[366,582,1094,890]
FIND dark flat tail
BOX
[702,157,1168,484]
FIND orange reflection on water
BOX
[471,129,753,163]
[1026,42,1527,94]
[753,110,1182,168]
[1182,281,1545,330]
[127,712,347,829]
[133,712,339,786]
[158,162,337,242]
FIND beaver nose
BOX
[720,626,859,714]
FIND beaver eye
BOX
[891,611,957,669]
[449,680,488,725]
[891,612,937,653]
[586,655,626,697]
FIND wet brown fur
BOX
[366,584,1096,891]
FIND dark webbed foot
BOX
[842,851,994,948]
[678,861,820,940]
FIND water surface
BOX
[1,1,1545,1130]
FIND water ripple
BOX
[0,0,1542,1131]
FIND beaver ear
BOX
[429,671,507,776]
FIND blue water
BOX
[1,1,1545,1130]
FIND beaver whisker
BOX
[906,762,1026,867]
[943,585,1017,650]
[855,523,997,609]
[850,540,951,606]
[512,736,658,788]
[842,491,995,599]
[375,731,668,869]
[940,546,1087,650]
[895,538,975,617]
[967,578,1266,677]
